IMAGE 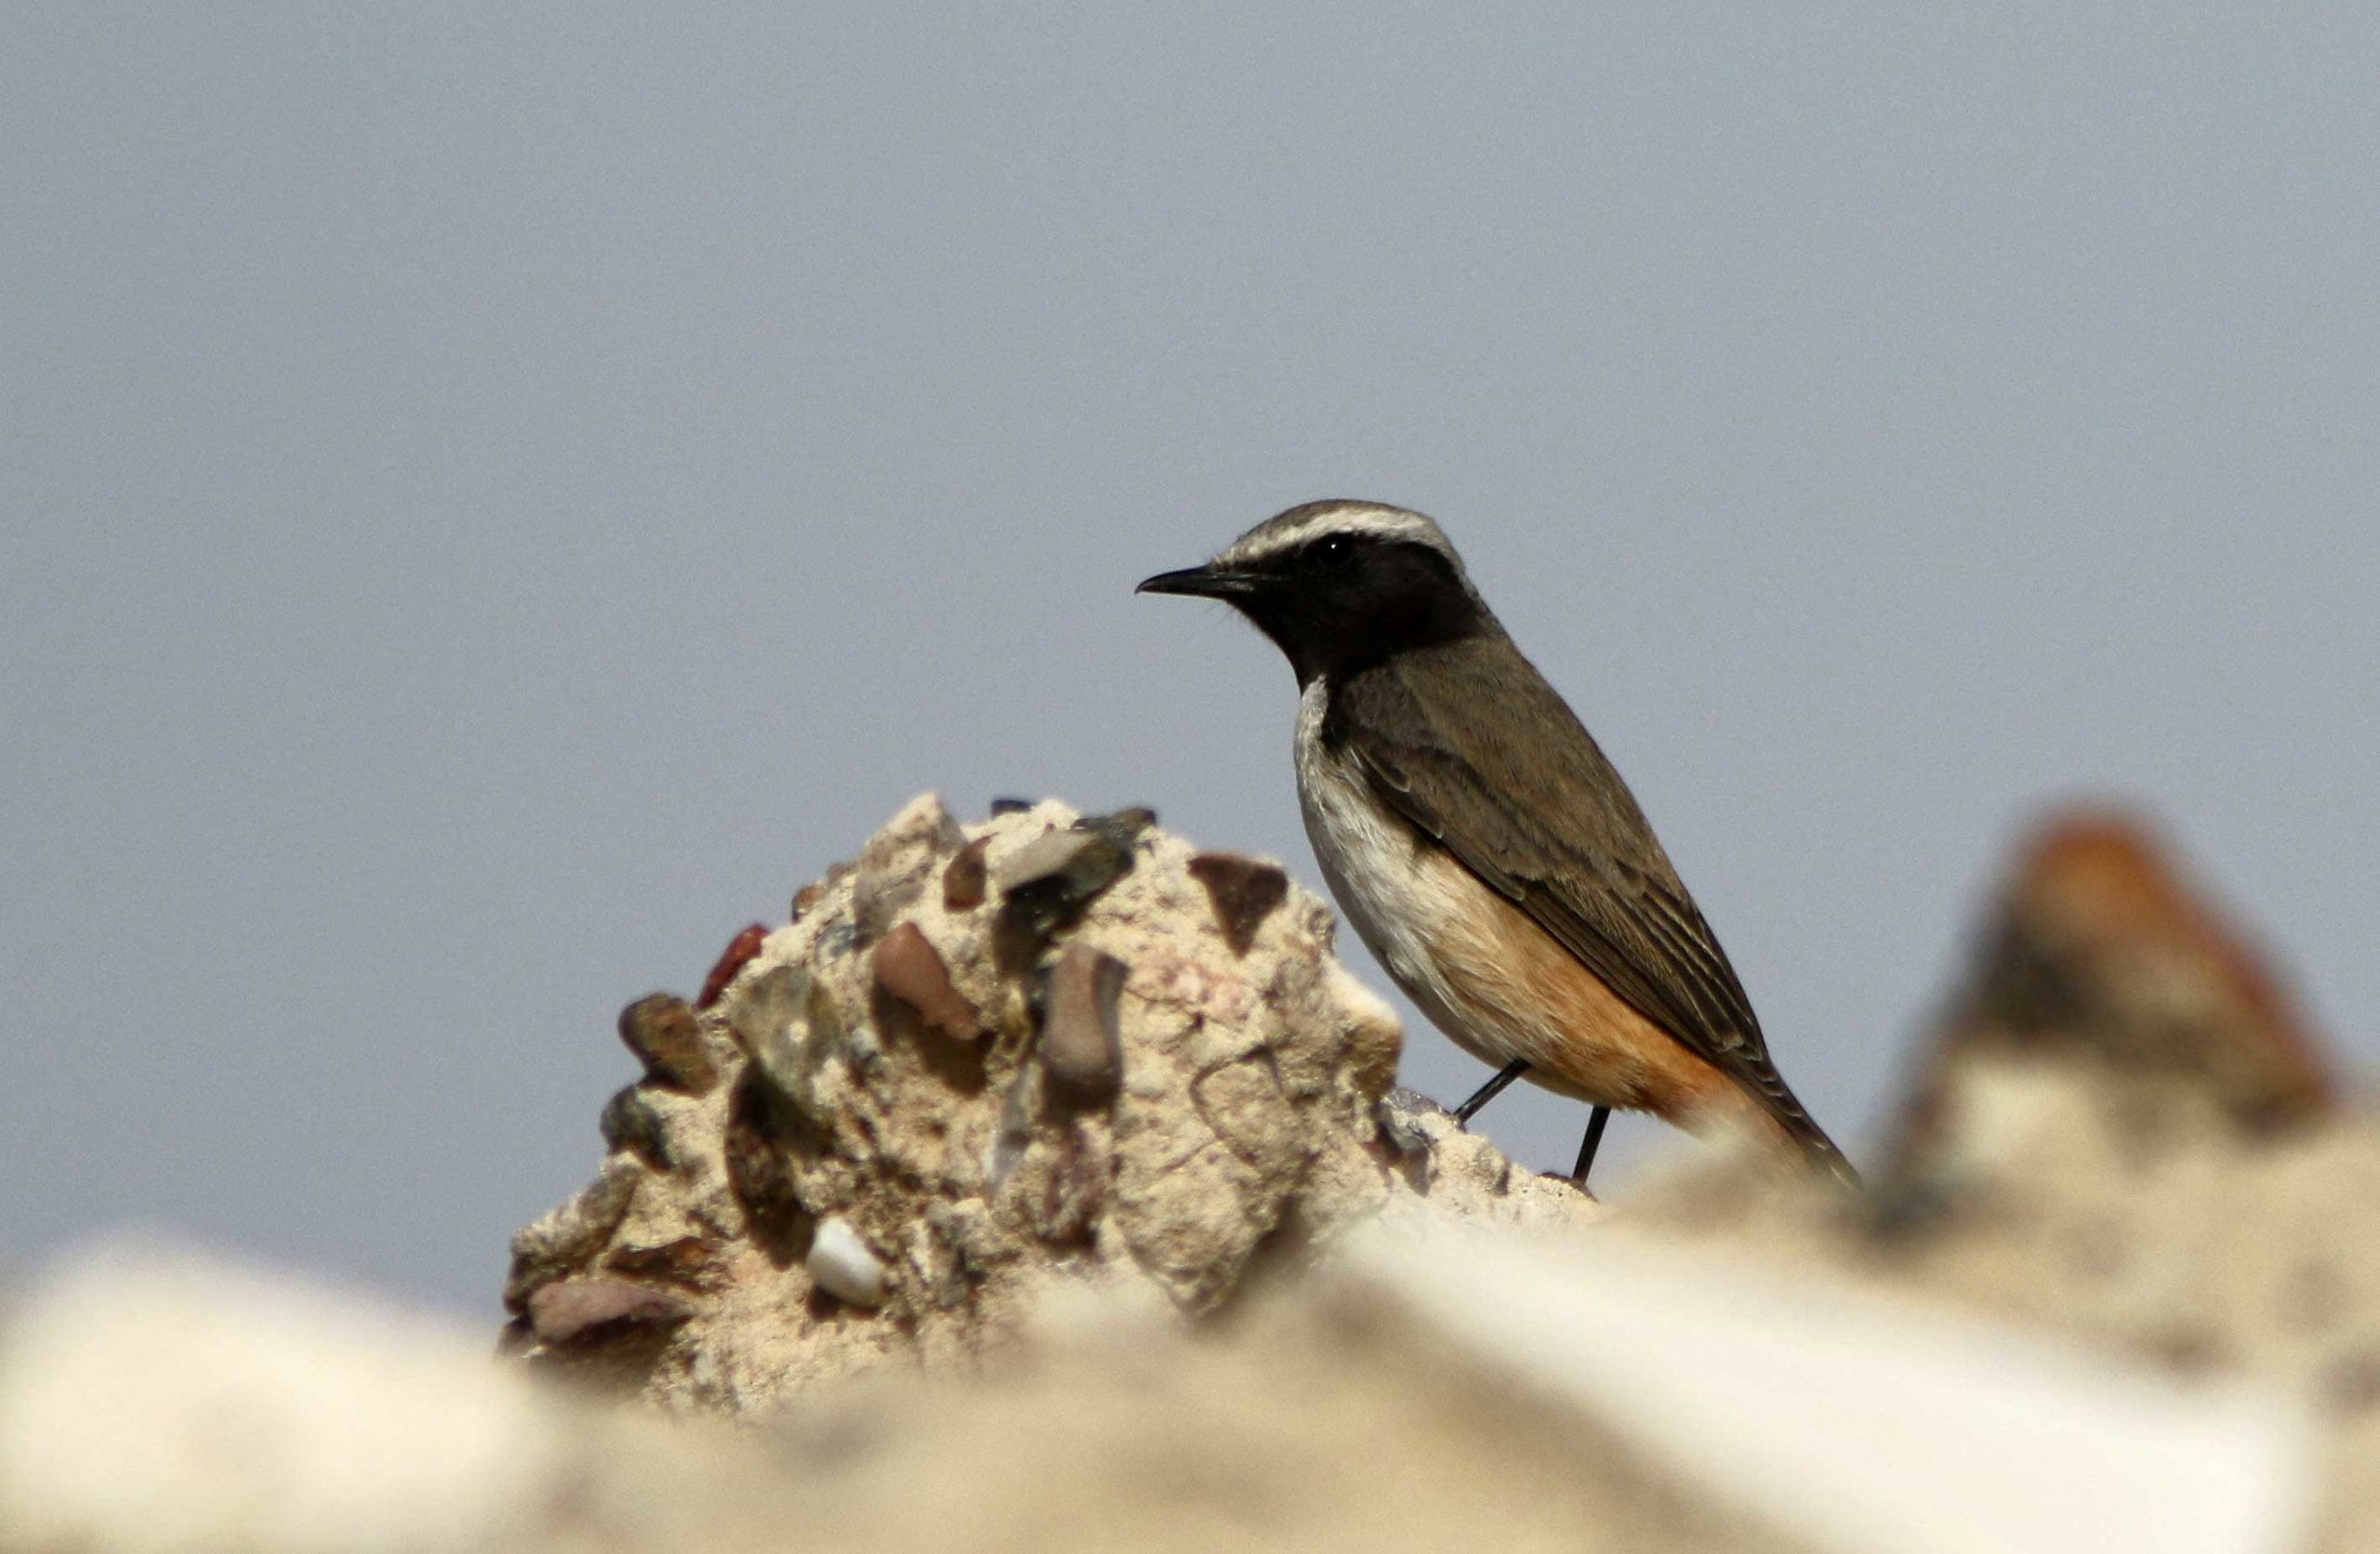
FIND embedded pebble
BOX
[697,924,769,1009]
[1040,942,1128,1100]
[998,823,1136,948]
[603,1234,719,1287]
[526,1276,693,1344]
[871,922,981,1039]
[807,1216,891,1308]
[1377,1088,1439,1155]
[600,1086,674,1170]
[729,964,834,1113]
[1376,1089,1439,1193]
[1023,1126,1109,1245]
[723,1073,801,1236]
[1078,806,1157,848]
[1187,851,1289,956]
[942,836,990,912]
[998,828,1104,893]
[986,1067,1038,1190]
[504,1157,640,1313]
[851,873,923,947]
[616,993,716,1093]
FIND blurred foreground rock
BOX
[0,1224,2314,1554]
[502,796,1596,1411]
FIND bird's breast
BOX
[1292,680,1488,1056]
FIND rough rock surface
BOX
[502,795,1596,1410]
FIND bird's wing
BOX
[1328,642,1846,1168]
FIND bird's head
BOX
[1137,500,1491,684]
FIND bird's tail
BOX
[1732,1075,1861,1188]
[1785,1111,1860,1188]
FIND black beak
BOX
[1136,562,1259,600]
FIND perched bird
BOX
[1139,500,1853,1185]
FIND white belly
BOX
[1292,680,1516,1072]
[1289,682,1765,1124]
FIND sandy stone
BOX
[9,802,2362,1554]
[498,794,1599,1408]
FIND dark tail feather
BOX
[1790,1113,1860,1188]
[1753,1074,1861,1188]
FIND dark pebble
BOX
[615,993,717,1093]
[998,826,1135,954]
[1186,851,1289,955]
[600,1085,675,1170]
[942,836,990,912]
[697,923,769,1009]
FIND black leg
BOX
[1452,1060,1529,1125]
[1570,1105,1612,1185]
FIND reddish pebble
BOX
[526,1276,693,1344]
[697,923,769,1009]
[872,922,981,1039]
[942,836,990,912]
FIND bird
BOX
[1138,499,1855,1187]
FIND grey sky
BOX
[6,6,2374,1315]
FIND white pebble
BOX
[805,1217,890,1308]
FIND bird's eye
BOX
[1311,535,1352,565]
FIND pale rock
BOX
[500,794,1599,1409]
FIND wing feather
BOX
[1328,643,1850,1174]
